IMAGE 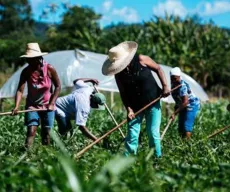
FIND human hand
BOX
[162,86,170,97]
[11,107,18,116]
[127,108,135,120]
[170,113,176,121]
[48,103,55,111]
[91,79,99,85]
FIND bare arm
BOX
[79,125,97,141]
[48,65,61,110]
[139,55,170,97]
[12,68,27,114]
[73,78,99,85]
[171,96,189,120]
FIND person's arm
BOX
[73,78,99,85]
[139,55,170,97]
[78,125,97,141]
[115,75,135,120]
[12,68,27,115]
[171,96,189,120]
[48,65,61,110]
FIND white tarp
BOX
[0,49,208,103]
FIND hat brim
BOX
[20,52,48,58]
[102,42,138,76]
[92,104,105,110]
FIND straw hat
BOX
[20,43,48,58]
[102,41,138,76]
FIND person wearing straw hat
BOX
[55,78,106,140]
[12,43,61,148]
[170,67,200,139]
[102,41,170,158]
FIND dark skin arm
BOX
[78,125,97,141]
[47,65,61,110]
[139,55,170,97]
[170,96,189,120]
[73,78,99,85]
[12,68,28,115]
[115,75,135,120]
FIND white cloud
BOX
[199,1,230,16]
[153,0,230,18]
[103,0,113,12]
[112,7,139,23]
[153,0,188,17]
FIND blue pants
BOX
[178,104,200,135]
[25,111,55,129]
[124,101,162,157]
[55,114,72,136]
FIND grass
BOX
[0,100,230,191]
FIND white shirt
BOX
[55,80,94,126]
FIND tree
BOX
[0,0,35,70]
[0,0,33,36]
[44,5,102,52]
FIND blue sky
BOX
[30,0,230,28]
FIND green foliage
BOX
[0,101,230,191]
[44,6,102,52]
[0,0,35,70]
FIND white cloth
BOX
[55,80,94,126]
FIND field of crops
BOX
[0,100,230,192]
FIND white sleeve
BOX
[75,108,89,126]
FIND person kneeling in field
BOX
[55,78,106,140]
[170,67,200,139]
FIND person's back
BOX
[55,79,105,140]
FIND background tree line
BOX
[0,0,230,97]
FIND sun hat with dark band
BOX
[102,41,138,76]
[20,43,48,58]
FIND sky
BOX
[30,0,230,28]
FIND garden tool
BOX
[75,84,182,158]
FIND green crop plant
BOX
[0,100,230,191]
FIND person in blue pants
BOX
[102,41,170,157]
[170,67,200,139]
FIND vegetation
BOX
[0,2,230,190]
[0,1,230,96]
[0,101,230,191]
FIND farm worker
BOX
[12,43,61,147]
[55,78,106,141]
[102,41,170,158]
[170,67,200,139]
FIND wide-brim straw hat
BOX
[20,43,48,58]
[102,41,138,76]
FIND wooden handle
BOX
[0,108,47,116]
[161,118,173,140]
[75,84,181,158]
[93,85,125,138]
[207,124,230,139]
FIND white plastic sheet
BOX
[0,49,208,103]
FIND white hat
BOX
[20,43,48,58]
[102,41,138,76]
[170,67,181,76]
